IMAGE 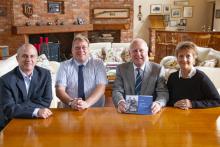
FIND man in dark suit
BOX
[112,38,169,114]
[0,43,53,130]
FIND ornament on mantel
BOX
[22,3,33,18]
[137,5,142,21]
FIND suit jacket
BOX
[112,61,169,107]
[0,66,52,122]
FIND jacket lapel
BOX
[126,62,135,94]
[141,62,151,94]
[27,69,37,99]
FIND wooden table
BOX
[1,107,220,147]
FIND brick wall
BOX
[0,0,133,56]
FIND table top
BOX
[1,107,220,147]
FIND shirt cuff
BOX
[117,99,125,106]
[32,108,40,117]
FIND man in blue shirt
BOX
[55,34,107,110]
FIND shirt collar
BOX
[133,63,145,71]
[178,67,196,79]
[73,58,89,66]
[19,67,33,79]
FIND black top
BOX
[167,69,220,108]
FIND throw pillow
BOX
[196,46,211,62]
[160,56,179,69]
[36,54,51,71]
[198,58,218,67]
[206,49,220,67]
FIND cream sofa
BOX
[160,46,220,93]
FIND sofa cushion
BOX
[198,58,218,67]
[196,67,220,90]
[206,49,220,67]
[160,56,179,69]
[89,42,111,61]
[196,46,211,63]
[0,54,17,77]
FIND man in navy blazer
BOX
[0,43,53,129]
[112,38,169,114]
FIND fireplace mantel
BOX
[12,24,93,35]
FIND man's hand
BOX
[174,99,192,110]
[70,98,89,111]
[37,108,53,119]
[117,100,127,113]
[151,102,162,114]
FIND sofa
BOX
[160,46,220,94]
[0,42,131,108]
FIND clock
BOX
[93,8,130,19]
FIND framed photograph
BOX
[174,1,189,6]
[171,8,181,18]
[179,19,187,26]
[93,8,129,19]
[215,9,220,18]
[0,6,7,16]
[163,5,170,14]
[48,1,64,14]
[169,20,178,27]
[183,6,193,17]
[150,4,162,14]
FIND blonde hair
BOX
[72,34,89,48]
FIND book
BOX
[125,95,153,115]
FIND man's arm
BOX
[56,86,74,105]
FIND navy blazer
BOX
[0,66,52,121]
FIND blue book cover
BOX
[125,95,153,115]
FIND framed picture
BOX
[171,8,181,18]
[215,9,220,18]
[150,4,162,14]
[169,20,178,27]
[163,5,170,14]
[183,6,193,17]
[179,19,187,26]
[174,1,189,6]
[93,8,129,19]
[48,1,64,14]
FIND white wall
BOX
[133,0,219,44]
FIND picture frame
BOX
[150,4,162,14]
[179,19,187,26]
[47,1,64,14]
[163,5,170,14]
[93,8,129,19]
[174,1,189,6]
[171,8,181,18]
[215,9,220,18]
[183,6,193,18]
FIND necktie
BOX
[135,68,142,95]
[78,65,85,100]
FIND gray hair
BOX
[129,38,149,52]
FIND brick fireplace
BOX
[0,0,133,57]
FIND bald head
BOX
[16,43,38,75]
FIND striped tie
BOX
[135,68,142,95]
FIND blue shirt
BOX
[55,57,108,107]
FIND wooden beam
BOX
[12,24,93,34]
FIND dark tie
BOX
[78,65,85,100]
[135,68,142,95]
